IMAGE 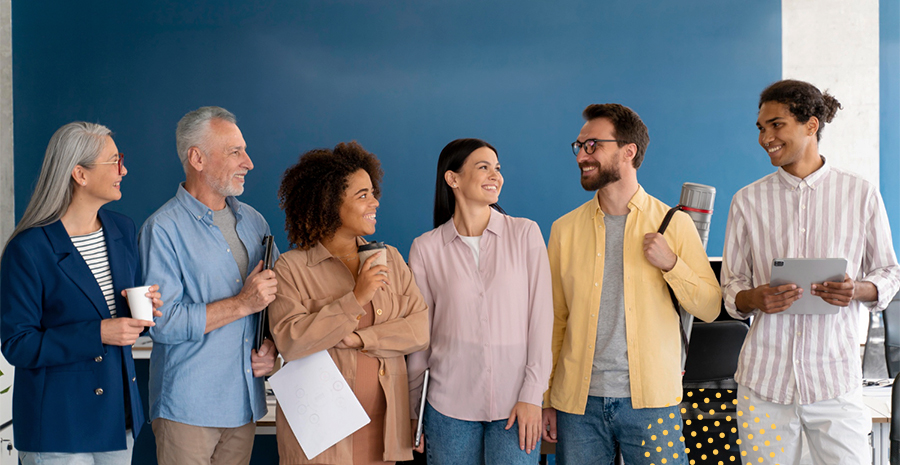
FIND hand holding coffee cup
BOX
[125,285,153,322]
[124,285,163,322]
[357,241,387,275]
[354,243,391,306]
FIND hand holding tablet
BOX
[769,258,848,315]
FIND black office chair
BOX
[681,320,748,464]
[883,292,900,378]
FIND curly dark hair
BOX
[582,103,650,169]
[759,79,842,142]
[278,141,383,250]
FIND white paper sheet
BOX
[268,350,370,460]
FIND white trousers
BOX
[736,384,871,465]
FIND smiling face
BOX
[201,118,252,198]
[575,117,626,191]
[337,169,379,237]
[448,146,502,207]
[757,101,819,170]
[80,135,126,205]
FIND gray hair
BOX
[175,106,237,172]
[7,122,112,245]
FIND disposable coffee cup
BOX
[357,241,387,275]
[125,286,154,321]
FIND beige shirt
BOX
[268,239,430,464]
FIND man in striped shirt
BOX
[721,79,900,464]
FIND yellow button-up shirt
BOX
[544,186,721,413]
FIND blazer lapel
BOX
[46,219,112,319]
[99,209,132,318]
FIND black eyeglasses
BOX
[89,153,125,175]
[571,139,624,156]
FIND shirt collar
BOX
[775,155,830,190]
[440,208,505,246]
[592,185,647,220]
[307,236,373,267]
[175,183,243,224]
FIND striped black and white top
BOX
[71,228,117,318]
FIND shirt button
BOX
[591,314,596,318]
[597,253,602,257]
[235,279,240,283]
[95,388,104,395]
[361,350,368,353]
[797,331,801,336]
[584,377,589,380]
[801,205,806,210]
[246,369,251,373]
[800,228,806,233]
[245,339,249,342]
[379,369,385,376]
[94,356,103,362]
[375,309,383,316]
[227,248,231,252]
[594,283,599,287]
[356,315,362,320]
[132,377,137,382]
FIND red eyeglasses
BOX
[90,153,125,175]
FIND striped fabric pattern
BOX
[721,159,900,405]
[71,228,117,318]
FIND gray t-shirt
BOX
[213,206,250,281]
[589,213,630,397]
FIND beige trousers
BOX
[152,418,256,465]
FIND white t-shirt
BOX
[459,235,482,268]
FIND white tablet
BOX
[769,258,848,315]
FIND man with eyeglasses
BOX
[541,103,721,464]
[139,106,278,465]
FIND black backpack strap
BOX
[658,206,690,356]
[658,206,682,235]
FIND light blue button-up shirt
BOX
[139,184,279,427]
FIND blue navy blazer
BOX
[0,209,145,452]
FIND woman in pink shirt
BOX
[407,139,553,464]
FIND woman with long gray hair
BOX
[1,122,163,464]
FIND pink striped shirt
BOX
[721,158,900,405]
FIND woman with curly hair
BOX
[406,139,552,464]
[268,141,429,465]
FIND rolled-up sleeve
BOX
[721,195,755,320]
[861,189,900,311]
[662,211,721,323]
[139,221,207,344]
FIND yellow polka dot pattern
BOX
[665,389,789,464]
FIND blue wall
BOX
[883,0,900,253]
[13,0,781,258]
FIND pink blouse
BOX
[407,209,552,421]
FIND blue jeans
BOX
[556,397,687,465]
[18,430,134,465]
[424,402,541,465]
